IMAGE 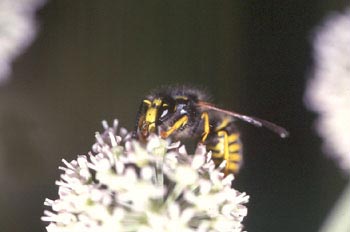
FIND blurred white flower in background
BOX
[305,8,350,232]
[42,120,249,232]
[0,0,46,83]
[305,8,350,174]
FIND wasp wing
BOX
[198,101,289,138]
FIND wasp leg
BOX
[207,130,242,175]
[200,112,210,142]
[160,115,189,138]
[218,131,230,175]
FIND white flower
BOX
[0,0,46,83]
[305,8,350,173]
[42,119,249,232]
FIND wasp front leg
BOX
[200,112,210,143]
[160,115,189,138]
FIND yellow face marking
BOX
[152,98,162,107]
[201,112,210,142]
[160,115,188,138]
[143,99,151,105]
[141,98,163,137]
[162,103,168,107]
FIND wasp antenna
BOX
[197,101,289,138]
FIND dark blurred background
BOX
[0,1,349,232]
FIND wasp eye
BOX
[160,109,168,118]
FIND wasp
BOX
[133,86,288,175]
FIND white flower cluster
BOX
[0,0,46,83]
[305,8,350,173]
[42,120,249,232]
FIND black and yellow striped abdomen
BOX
[206,117,242,175]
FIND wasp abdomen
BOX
[206,118,242,175]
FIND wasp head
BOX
[137,96,174,139]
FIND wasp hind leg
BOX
[206,129,242,175]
